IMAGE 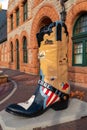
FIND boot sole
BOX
[6,99,69,117]
[51,99,69,111]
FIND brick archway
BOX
[66,1,87,66]
[30,4,59,48]
[29,4,59,74]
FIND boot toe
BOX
[6,104,27,116]
[6,102,43,117]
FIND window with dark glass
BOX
[64,0,68,2]
[72,13,87,66]
[10,14,13,30]
[16,39,20,69]
[16,8,19,26]
[23,0,28,21]
[23,37,28,63]
[11,42,13,62]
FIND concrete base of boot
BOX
[0,99,87,130]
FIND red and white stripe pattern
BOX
[42,86,60,107]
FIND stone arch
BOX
[30,4,59,48]
[66,1,87,66]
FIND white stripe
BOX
[47,91,52,96]
[43,88,47,94]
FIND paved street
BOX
[0,68,87,130]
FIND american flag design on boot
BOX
[40,86,60,109]
[61,82,69,90]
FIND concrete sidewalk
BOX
[0,68,87,130]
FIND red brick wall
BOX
[33,0,43,8]
[7,1,59,74]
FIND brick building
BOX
[0,0,87,84]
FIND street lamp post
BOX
[59,0,67,22]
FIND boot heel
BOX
[51,99,69,111]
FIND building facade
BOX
[0,0,87,84]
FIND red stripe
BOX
[50,95,59,105]
[45,89,50,95]
[46,92,54,105]
[63,83,69,90]
[42,87,50,95]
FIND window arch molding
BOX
[72,13,87,66]
[73,13,87,37]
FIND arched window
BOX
[10,42,13,62]
[23,36,28,63]
[72,13,87,66]
[10,14,13,30]
[16,39,20,69]
[23,0,28,21]
[16,8,19,26]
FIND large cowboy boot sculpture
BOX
[6,21,70,117]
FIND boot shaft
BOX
[37,21,70,94]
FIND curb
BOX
[0,80,17,105]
